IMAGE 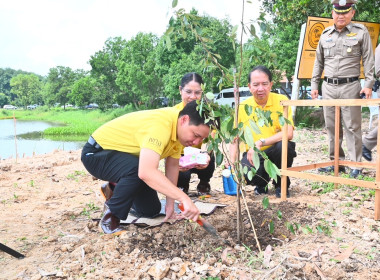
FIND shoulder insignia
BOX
[352,23,365,29]
[322,27,333,34]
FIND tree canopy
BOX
[1,3,378,109]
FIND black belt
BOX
[88,136,101,149]
[324,77,359,85]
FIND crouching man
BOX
[81,100,212,235]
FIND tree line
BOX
[0,1,378,110]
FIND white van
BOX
[214,87,251,108]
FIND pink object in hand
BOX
[179,153,208,169]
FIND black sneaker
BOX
[362,145,372,161]
[197,180,211,196]
[254,187,268,195]
[275,188,290,198]
[349,169,361,178]
[318,165,345,173]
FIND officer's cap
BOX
[331,0,356,14]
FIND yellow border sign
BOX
[298,16,380,79]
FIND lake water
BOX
[0,119,86,159]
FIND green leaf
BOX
[316,225,323,233]
[262,196,269,209]
[244,126,255,148]
[172,0,178,8]
[250,24,256,37]
[247,170,253,181]
[216,152,223,166]
[243,165,248,174]
[305,225,313,233]
[277,210,282,219]
[244,104,253,116]
[286,222,295,234]
[269,220,274,234]
[165,35,172,50]
[249,119,261,134]
[253,151,260,169]
[205,92,215,100]
[264,159,280,181]
[231,24,238,35]
[279,115,285,126]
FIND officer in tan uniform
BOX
[311,0,375,178]
[362,44,380,161]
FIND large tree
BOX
[89,37,128,105]
[10,74,42,108]
[159,9,237,93]
[44,66,78,109]
[116,32,163,108]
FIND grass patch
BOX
[2,105,136,137]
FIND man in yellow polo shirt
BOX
[229,65,297,198]
[81,100,212,235]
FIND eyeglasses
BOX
[181,88,203,96]
[250,82,271,88]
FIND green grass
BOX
[0,105,136,138]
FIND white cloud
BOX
[0,0,260,76]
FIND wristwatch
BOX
[259,138,266,145]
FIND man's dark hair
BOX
[248,65,273,83]
[179,100,211,127]
[180,72,204,88]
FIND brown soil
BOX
[1,122,380,279]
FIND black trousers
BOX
[177,152,215,189]
[241,141,297,192]
[81,142,161,220]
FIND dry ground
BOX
[1,116,380,279]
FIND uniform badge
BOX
[347,32,357,37]
[339,0,346,5]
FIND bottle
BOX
[222,168,237,195]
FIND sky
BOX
[0,0,261,76]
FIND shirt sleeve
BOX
[376,45,380,78]
[361,28,375,89]
[311,36,325,90]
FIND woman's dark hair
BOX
[180,72,204,88]
[248,65,272,83]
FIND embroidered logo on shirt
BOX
[148,138,162,147]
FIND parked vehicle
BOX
[214,87,251,108]
[3,105,17,110]
[112,103,120,108]
[27,104,38,110]
[85,103,99,109]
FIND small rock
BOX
[193,263,209,273]
[206,257,217,266]
[209,268,221,277]
[362,231,372,241]
[329,192,338,199]
[311,188,323,194]
[324,265,346,279]
[148,260,170,279]
[348,215,359,223]
[1,164,12,171]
